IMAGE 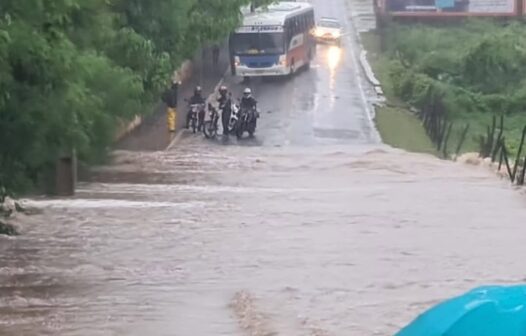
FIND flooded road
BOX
[2,0,526,335]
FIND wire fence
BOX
[418,94,526,185]
[417,95,470,159]
[478,114,526,185]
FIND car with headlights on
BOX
[313,17,343,46]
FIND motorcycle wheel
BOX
[236,124,244,139]
[228,119,237,134]
[248,119,257,137]
[203,121,217,139]
[198,113,205,132]
[191,118,197,134]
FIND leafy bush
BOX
[0,0,265,194]
[385,21,526,117]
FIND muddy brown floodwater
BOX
[3,144,526,336]
[3,0,526,335]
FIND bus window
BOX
[259,33,285,53]
[308,12,314,27]
[232,33,258,54]
[231,32,285,54]
[292,17,299,35]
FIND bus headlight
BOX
[278,55,287,66]
[234,56,240,66]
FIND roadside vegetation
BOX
[362,20,526,157]
[0,0,272,195]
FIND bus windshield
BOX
[232,32,285,55]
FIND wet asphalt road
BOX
[3,0,526,335]
[214,0,380,147]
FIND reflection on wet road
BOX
[327,45,342,72]
[2,0,526,335]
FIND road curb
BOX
[166,130,185,151]
[345,2,383,91]
[359,50,380,87]
[343,0,383,143]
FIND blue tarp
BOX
[396,285,526,336]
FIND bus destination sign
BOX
[236,25,284,33]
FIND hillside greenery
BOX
[364,20,526,153]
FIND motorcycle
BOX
[235,103,259,139]
[203,103,220,139]
[187,102,206,134]
[227,102,240,135]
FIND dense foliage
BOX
[384,21,526,117]
[0,0,262,193]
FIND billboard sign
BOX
[383,0,516,16]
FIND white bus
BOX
[229,2,315,78]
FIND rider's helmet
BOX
[195,86,202,95]
[219,85,228,96]
[243,87,252,98]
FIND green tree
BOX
[0,0,265,194]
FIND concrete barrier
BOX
[115,115,143,141]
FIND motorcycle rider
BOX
[217,85,232,135]
[240,87,257,111]
[186,86,206,129]
[237,87,259,138]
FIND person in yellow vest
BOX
[162,78,180,132]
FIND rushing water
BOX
[2,142,526,336]
[3,0,526,333]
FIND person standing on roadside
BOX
[162,75,181,132]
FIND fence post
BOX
[518,156,526,186]
[442,118,449,147]
[498,137,505,171]
[55,148,77,196]
[491,114,504,162]
[502,142,514,182]
[511,125,526,182]
[442,122,453,158]
[486,115,497,158]
[455,124,470,156]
